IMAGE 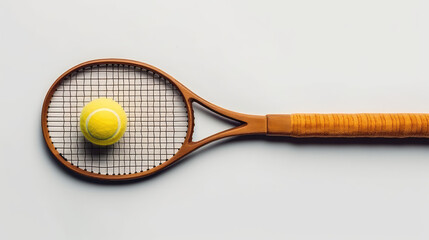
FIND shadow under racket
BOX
[41,104,429,185]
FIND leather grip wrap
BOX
[267,114,429,138]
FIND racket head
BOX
[42,59,196,180]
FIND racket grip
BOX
[266,114,429,138]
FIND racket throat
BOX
[188,113,267,148]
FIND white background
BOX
[1,0,429,239]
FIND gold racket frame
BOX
[42,59,267,180]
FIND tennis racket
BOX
[42,59,429,180]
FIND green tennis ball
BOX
[80,98,127,146]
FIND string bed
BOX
[46,64,188,175]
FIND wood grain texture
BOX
[268,113,429,138]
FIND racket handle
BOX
[266,114,429,138]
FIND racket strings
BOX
[46,64,188,175]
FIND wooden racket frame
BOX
[42,59,267,180]
[43,59,429,180]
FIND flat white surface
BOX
[1,0,429,239]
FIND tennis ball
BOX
[80,98,127,146]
